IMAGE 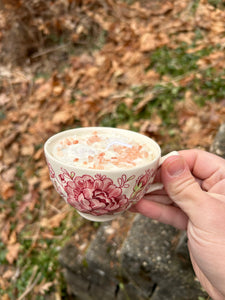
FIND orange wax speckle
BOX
[57,151,63,157]
[88,156,94,162]
[54,131,154,170]
[87,132,102,145]
[143,151,149,158]
[65,138,72,145]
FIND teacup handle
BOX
[146,151,179,193]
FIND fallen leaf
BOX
[38,281,54,295]
[0,181,15,200]
[1,220,11,244]
[52,85,64,96]
[40,212,68,229]
[6,243,20,264]
[1,294,10,300]
[52,110,72,125]
[3,269,15,279]
[1,167,16,182]
[34,80,52,102]
[2,130,20,148]
[134,92,154,113]
[34,148,44,160]
[7,230,17,245]
[0,94,10,106]
[139,33,157,52]
[21,144,35,156]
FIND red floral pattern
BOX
[130,169,156,200]
[64,174,129,215]
[47,161,155,216]
[47,162,55,178]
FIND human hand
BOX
[130,149,225,300]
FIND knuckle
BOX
[169,176,199,200]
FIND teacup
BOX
[44,127,178,222]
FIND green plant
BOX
[208,0,225,8]
[147,44,212,77]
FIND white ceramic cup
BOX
[44,127,178,222]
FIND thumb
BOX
[161,155,208,220]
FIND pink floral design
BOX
[47,162,55,178]
[136,169,153,188]
[131,169,155,200]
[46,162,130,216]
[65,175,129,216]
[46,161,155,217]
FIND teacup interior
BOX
[44,127,161,171]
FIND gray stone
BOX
[174,231,190,268]
[210,123,225,158]
[120,215,208,299]
[121,215,179,283]
[151,278,208,300]
[59,213,209,299]
[59,212,137,300]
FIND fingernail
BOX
[166,157,186,177]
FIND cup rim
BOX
[44,127,161,173]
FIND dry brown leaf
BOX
[52,85,64,96]
[121,51,144,66]
[0,94,10,106]
[6,243,20,264]
[17,190,38,214]
[212,21,225,34]
[1,167,16,182]
[34,148,44,160]
[2,130,20,148]
[35,280,54,295]
[139,114,162,136]
[7,230,17,245]
[34,80,52,102]
[40,211,68,229]
[21,144,35,156]
[3,269,15,280]
[0,277,9,291]
[139,33,157,52]
[1,294,10,300]
[135,92,154,113]
[1,220,11,244]
[197,51,225,69]
[40,179,53,190]
[52,110,72,125]
[0,181,15,200]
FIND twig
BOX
[31,44,69,58]
[18,266,42,300]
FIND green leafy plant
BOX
[147,44,212,77]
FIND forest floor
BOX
[0,0,225,299]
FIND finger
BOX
[142,194,173,205]
[161,155,212,221]
[130,198,188,230]
[179,149,225,181]
[208,179,225,195]
[145,188,168,196]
